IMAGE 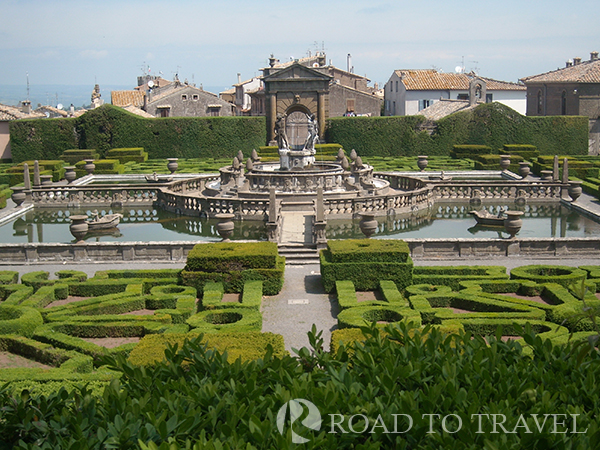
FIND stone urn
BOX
[568,180,583,202]
[69,215,89,244]
[10,186,26,207]
[64,166,77,183]
[519,161,531,179]
[215,213,235,241]
[83,159,95,175]
[540,170,553,181]
[503,211,524,238]
[40,174,53,186]
[499,155,511,171]
[167,158,179,174]
[358,212,378,238]
[417,156,429,171]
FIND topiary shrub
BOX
[337,305,422,329]
[510,265,587,289]
[186,307,262,333]
[0,306,44,337]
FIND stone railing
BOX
[31,186,158,207]
[430,180,564,202]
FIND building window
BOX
[486,93,493,103]
[395,81,398,92]
[457,93,469,100]
[392,101,396,115]
[157,107,170,118]
[207,105,221,116]
[182,94,187,101]
[192,94,199,101]
[419,99,430,111]
[561,91,567,115]
[346,99,355,113]
[537,90,543,114]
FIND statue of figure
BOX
[303,114,319,151]
[274,114,289,149]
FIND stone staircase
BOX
[277,243,320,265]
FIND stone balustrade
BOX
[30,186,158,207]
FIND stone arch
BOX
[469,78,487,106]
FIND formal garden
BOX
[0,104,599,447]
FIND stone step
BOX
[278,244,320,265]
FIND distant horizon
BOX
[0,84,231,109]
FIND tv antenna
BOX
[26,72,30,101]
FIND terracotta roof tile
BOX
[521,59,600,83]
[0,104,45,120]
[395,70,524,91]
[111,90,145,108]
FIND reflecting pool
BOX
[326,204,600,240]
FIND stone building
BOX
[521,51,600,155]
[384,69,526,116]
[112,77,235,118]
[258,53,382,143]
[0,102,45,160]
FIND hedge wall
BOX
[9,104,266,162]
[325,102,588,157]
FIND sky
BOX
[1,0,599,105]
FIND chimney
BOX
[591,51,599,61]
[317,53,326,67]
[573,56,582,65]
[20,100,31,114]
[237,73,241,84]
[566,59,573,67]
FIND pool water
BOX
[1,203,598,244]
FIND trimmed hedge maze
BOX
[0,242,286,392]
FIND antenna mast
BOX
[26,72,30,101]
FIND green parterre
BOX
[0,241,600,448]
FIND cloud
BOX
[79,49,108,59]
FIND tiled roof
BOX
[122,105,154,118]
[0,104,45,120]
[111,90,145,108]
[34,106,69,117]
[418,99,478,121]
[395,70,524,91]
[521,58,600,83]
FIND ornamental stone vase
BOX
[358,212,378,238]
[215,213,235,241]
[519,162,531,179]
[503,210,524,238]
[568,180,583,202]
[417,156,429,171]
[64,166,77,183]
[40,174,53,186]
[167,158,179,174]
[69,215,89,244]
[499,155,511,171]
[10,186,26,207]
[83,159,95,175]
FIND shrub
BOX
[186,307,262,333]
[0,305,43,337]
[128,331,286,366]
[0,271,18,285]
[337,305,422,329]
[510,265,587,289]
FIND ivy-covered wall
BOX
[325,102,589,156]
[9,105,266,163]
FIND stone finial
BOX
[233,156,240,170]
[251,149,259,161]
[341,156,350,170]
[246,158,254,171]
[337,148,345,161]
[355,156,363,169]
[237,150,244,163]
[562,158,569,183]
[349,149,357,161]
[33,160,41,187]
[23,163,31,190]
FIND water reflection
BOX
[4,207,267,244]
[326,203,600,240]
